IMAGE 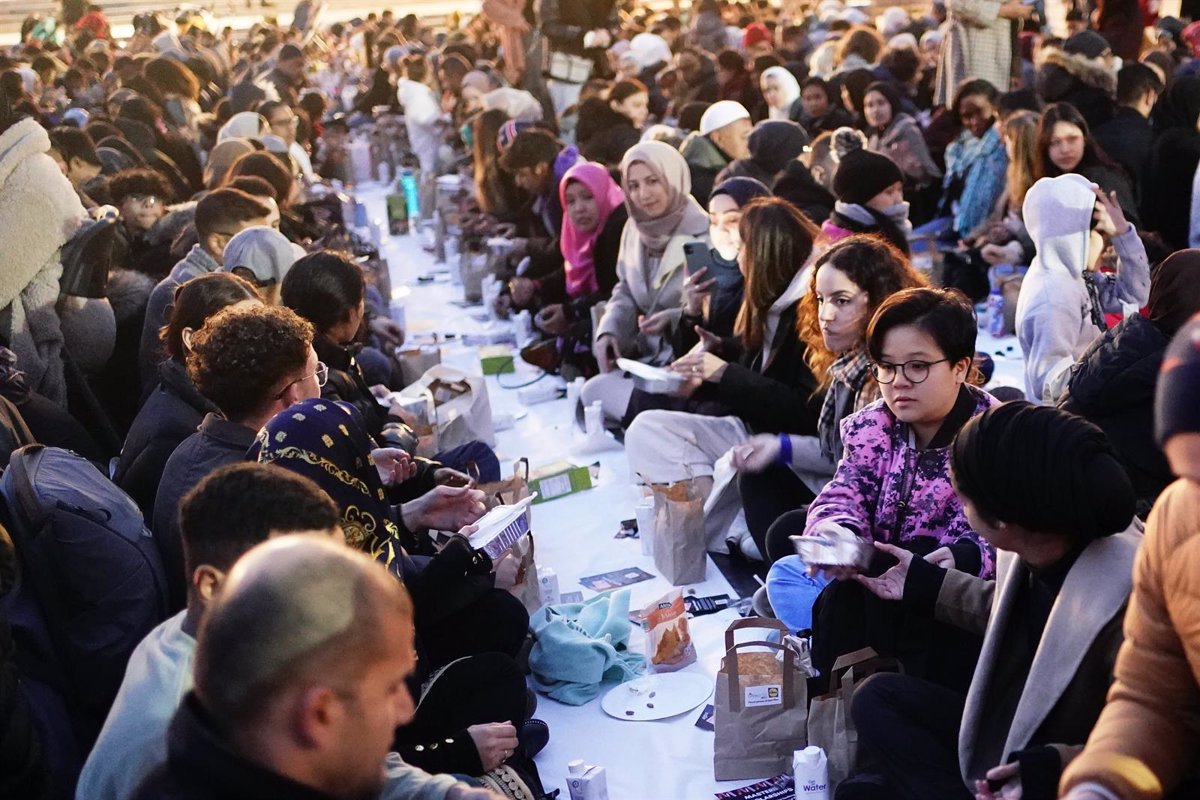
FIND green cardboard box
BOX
[528,460,595,503]
[480,345,516,375]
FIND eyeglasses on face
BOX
[870,358,950,385]
[130,194,162,207]
[276,361,328,398]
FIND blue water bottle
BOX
[400,168,420,223]
[987,286,1005,338]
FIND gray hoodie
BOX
[1016,174,1150,404]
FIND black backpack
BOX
[0,445,169,751]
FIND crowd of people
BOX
[1,0,1200,798]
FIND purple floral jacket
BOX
[804,384,997,578]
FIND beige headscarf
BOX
[204,138,255,188]
[619,141,709,253]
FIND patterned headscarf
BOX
[249,398,404,572]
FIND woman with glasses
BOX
[259,99,314,180]
[733,236,928,565]
[764,288,996,682]
[282,252,501,488]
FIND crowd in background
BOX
[1,0,1200,798]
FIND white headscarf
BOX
[760,67,801,121]
[629,33,673,71]
[218,111,269,143]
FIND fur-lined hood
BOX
[1036,49,1117,100]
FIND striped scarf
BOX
[819,349,872,460]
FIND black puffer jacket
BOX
[1035,50,1117,131]
[1059,313,1172,515]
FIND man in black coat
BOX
[1093,63,1162,205]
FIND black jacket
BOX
[713,301,822,436]
[152,415,258,612]
[1092,107,1155,202]
[576,100,641,168]
[115,359,218,522]
[537,204,627,314]
[772,160,835,225]
[1059,313,1173,516]
[132,693,337,800]
[1143,127,1200,250]
[798,105,855,136]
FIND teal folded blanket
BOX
[528,589,647,705]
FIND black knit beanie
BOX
[951,402,1135,541]
[1156,313,1200,446]
[832,148,904,206]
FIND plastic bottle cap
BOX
[568,759,586,775]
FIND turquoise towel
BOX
[528,590,647,705]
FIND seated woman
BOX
[623,197,823,552]
[525,162,628,377]
[848,403,1141,800]
[733,236,928,563]
[797,76,855,135]
[939,79,1008,243]
[115,273,261,519]
[823,140,914,255]
[1034,102,1139,226]
[1059,317,1200,800]
[472,108,528,223]
[281,251,500,485]
[760,66,802,122]
[765,288,996,649]
[863,81,942,207]
[1059,250,1200,516]
[581,140,710,424]
[1017,174,1150,404]
[251,398,540,781]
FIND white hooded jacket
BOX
[1016,174,1150,404]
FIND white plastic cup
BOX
[584,401,603,438]
[635,499,655,557]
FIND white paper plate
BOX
[600,673,713,721]
[615,359,683,385]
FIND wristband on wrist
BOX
[777,433,792,465]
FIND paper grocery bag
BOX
[714,618,808,781]
[650,479,707,586]
[807,648,901,789]
[479,460,540,613]
[399,364,496,449]
[507,532,541,613]
[395,344,442,388]
[477,459,532,512]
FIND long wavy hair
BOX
[735,198,821,351]
[796,235,928,391]
[1003,110,1040,209]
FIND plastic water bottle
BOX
[987,287,1005,338]
[399,168,420,222]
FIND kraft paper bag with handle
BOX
[399,364,496,450]
[714,618,809,780]
[807,647,902,789]
[649,479,707,586]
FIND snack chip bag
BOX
[643,589,696,673]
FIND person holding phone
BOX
[580,141,709,424]
[764,288,996,652]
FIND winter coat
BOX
[942,125,1008,238]
[1059,479,1200,800]
[115,358,218,521]
[680,132,734,204]
[1035,50,1118,131]
[805,383,998,578]
[1092,108,1155,204]
[139,245,221,392]
[1144,127,1200,250]
[906,522,1140,789]
[773,160,835,224]
[1016,174,1150,404]
[798,105,855,136]
[595,213,710,366]
[936,0,1014,107]
[576,99,641,168]
[396,79,443,174]
[0,119,86,406]
[153,414,257,612]
[538,0,616,55]
[690,9,727,54]
[1059,314,1174,515]
[868,113,942,187]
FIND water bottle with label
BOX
[986,286,1005,338]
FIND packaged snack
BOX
[643,589,696,673]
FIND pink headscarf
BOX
[559,162,625,298]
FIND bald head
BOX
[193,535,413,728]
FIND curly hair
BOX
[187,305,313,422]
[796,235,928,390]
[108,167,172,205]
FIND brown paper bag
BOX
[508,533,541,613]
[714,618,808,780]
[476,459,532,511]
[478,460,540,613]
[807,647,901,789]
[649,479,707,586]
